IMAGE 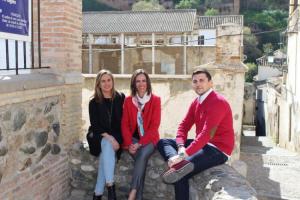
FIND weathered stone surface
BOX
[0,127,2,142]
[52,122,60,136]
[35,131,48,148]
[25,131,34,142]
[13,109,27,131]
[3,111,11,121]
[19,158,32,171]
[69,142,257,200]
[20,145,36,154]
[46,115,55,124]
[44,100,58,115]
[0,144,8,156]
[81,165,95,172]
[51,144,61,155]
[39,143,51,161]
[71,159,82,165]
[35,107,42,114]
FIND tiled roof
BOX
[83,10,196,34]
[198,15,243,29]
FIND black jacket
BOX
[88,92,125,157]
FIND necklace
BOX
[106,98,113,131]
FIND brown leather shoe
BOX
[162,160,194,184]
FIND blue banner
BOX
[0,0,29,36]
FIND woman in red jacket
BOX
[121,69,161,200]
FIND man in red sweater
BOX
[157,69,234,200]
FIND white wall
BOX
[199,29,216,46]
[257,66,282,81]
[0,38,31,70]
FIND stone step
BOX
[258,194,287,200]
[241,136,300,200]
[241,136,276,148]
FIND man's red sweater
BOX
[176,91,234,156]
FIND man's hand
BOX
[178,146,188,159]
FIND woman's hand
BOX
[103,134,120,151]
[128,143,141,155]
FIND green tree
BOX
[175,0,193,9]
[204,8,219,16]
[82,0,116,11]
[242,9,288,50]
[245,63,258,82]
[132,0,165,11]
[204,0,222,8]
[243,27,262,63]
[175,0,202,9]
[263,43,274,55]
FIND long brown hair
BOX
[92,69,116,103]
[130,69,152,96]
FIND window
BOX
[168,36,182,45]
[198,35,205,45]
[111,36,119,44]
[139,35,152,45]
[125,36,137,46]
[155,35,164,45]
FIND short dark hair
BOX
[130,69,152,96]
[192,68,212,81]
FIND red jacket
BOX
[176,91,234,156]
[121,94,161,148]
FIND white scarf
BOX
[132,94,151,136]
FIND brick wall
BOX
[33,0,82,72]
[0,78,73,200]
[0,154,69,200]
[0,0,83,199]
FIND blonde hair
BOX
[92,69,116,103]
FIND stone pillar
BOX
[233,0,240,15]
[289,0,295,15]
[215,23,243,65]
[88,34,93,74]
[37,0,83,148]
[183,32,187,74]
[39,0,82,73]
[120,33,124,74]
[152,33,155,74]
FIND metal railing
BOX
[197,15,244,29]
[0,0,48,75]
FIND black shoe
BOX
[107,184,117,200]
[93,193,102,200]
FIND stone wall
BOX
[243,83,256,125]
[0,0,83,199]
[0,74,78,200]
[68,142,257,200]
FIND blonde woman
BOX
[89,69,125,200]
